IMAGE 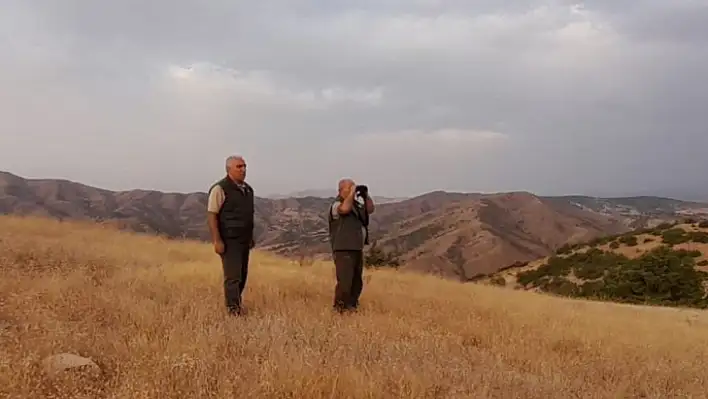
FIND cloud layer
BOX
[1,0,707,198]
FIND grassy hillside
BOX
[487,220,708,308]
[2,216,708,397]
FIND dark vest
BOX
[210,176,255,243]
[328,196,368,251]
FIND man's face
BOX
[339,179,355,197]
[228,158,247,181]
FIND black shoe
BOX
[227,306,241,316]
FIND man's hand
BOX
[337,181,357,214]
[214,239,225,254]
[207,212,224,254]
[365,195,375,214]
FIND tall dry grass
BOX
[2,215,708,398]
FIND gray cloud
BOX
[1,0,707,198]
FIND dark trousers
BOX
[333,250,364,311]
[219,240,250,313]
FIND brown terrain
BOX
[2,170,707,280]
[366,191,630,278]
[5,215,708,397]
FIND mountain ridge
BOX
[3,170,708,279]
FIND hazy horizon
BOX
[3,169,707,202]
[1,1,707,198]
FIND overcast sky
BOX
[1,1,707,198]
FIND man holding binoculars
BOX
[327,178,375,313]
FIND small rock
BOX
[41,353,101,378]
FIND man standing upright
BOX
[328,178,375,313]
[207,155,255,316]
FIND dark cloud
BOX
[0,0,706,198]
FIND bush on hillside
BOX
[662,228,691,246]
[556,243,577,255]
[579,280,606,297]
[588,235,614,247]
[699,220,708,228]
[643,223,673,237]
[609,241,620,249]
[538,277,579,297]
[657,222,675,230]
[489,276,506,286]
[365,242,401,269]
[689,231,708,243]
[572,248,629,280]
[618,235,638,247]
[599,246,708,308]
[516,245,708,309]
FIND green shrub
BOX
[698,260,708,267]
[619,235,638,247]
[365,243,401,269]
[519,245,708,309]
[588,235,613,247]
[579,280,606,297]
[517,256,572,287]
[609,241,620,249]
[573,262,606,280]
[657,222,674,230]
[689,231,708,243]
[598,246,708,308]
[489,276,506,286]
[571,248,628,280]
[516,270,541,287]
[680,249,703,258]
[556,243,576,255]
[698,220,708,229]
[662,228,690,246]
[539,277,579,296]
[643,237,654,243]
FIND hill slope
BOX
[367,191,630,278]
[482,220,708,308]
[2,170,707,279]
[2,215,708,397]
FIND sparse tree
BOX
[365,240,402,269]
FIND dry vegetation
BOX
[2,216,708,398]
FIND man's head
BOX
[225,155,247,183]
[337,178,355,198]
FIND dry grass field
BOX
[2,216,708,398]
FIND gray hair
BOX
[225,155,244,172]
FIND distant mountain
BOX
[267,188,407,204]
[543,195,708,228]
[2,170,707,280]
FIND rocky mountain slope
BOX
[2,170,707,279]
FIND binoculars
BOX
[355,185,368,197]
